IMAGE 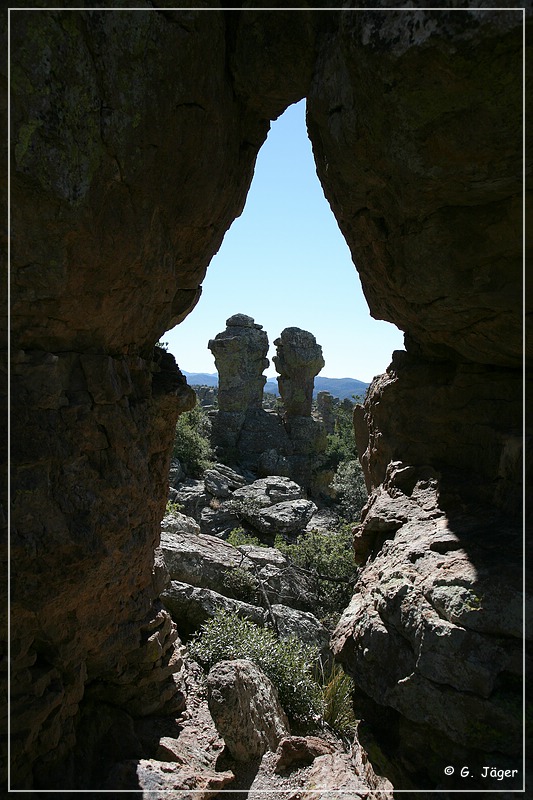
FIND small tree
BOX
[274,526,358,628]
[332,460,367,523]
[322,397,368,522]
[172,405,214,478]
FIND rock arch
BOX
[5,7,528,791]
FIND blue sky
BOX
[165,100,404,382]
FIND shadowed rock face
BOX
[5,9,316,790]
[307,11,528,789]
[5,7,528,792]
[307,9,525,369]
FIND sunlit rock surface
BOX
[273,327,325,418]
[208,314,269,413]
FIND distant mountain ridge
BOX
[182,371,370,401]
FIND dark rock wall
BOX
[7,7,315,789]
[307,8,525,368]
[10,10,263,354]
[306,9,528,789]
[6,5,528,791]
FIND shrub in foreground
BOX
[188,608,322,725]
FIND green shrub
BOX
[226,528,262,548]
[331,459,367,522]
[274,527,357,626]
[221,567,258,603]
[165,499,183,515]
[323,401,358,470]
[172,405,214,478]
[188,609,322,725]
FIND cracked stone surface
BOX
[332,466,528,789]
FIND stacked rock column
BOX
[273,328,329,496]
[208,314,269,461]
[273,328,324,419]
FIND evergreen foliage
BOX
[274,527,357,628]
[172,405,214,478]
[188,609,322,724]
[331,459,368,522]
[323,400,359,469]
[226,528,264,548]
[221,566,259,603]
[322,397,368,522]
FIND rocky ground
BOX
[109,654,393,800]
[120,463,393,798]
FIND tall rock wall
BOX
[307,8,525,370]
[5,6,529,792]
[5,8,316,789]
[307,8,529,790]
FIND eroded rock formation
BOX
[316,391,335,435]
[6,6,529,793]
[274,327,325,418]
[208,317,330,496]
[306,9,529,790]
[6,8,316,789]
[208,313,269,412]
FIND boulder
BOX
[237,544,288,570]
[199,504,242,538]
[172,480,208,519]
[104,758,234,797]
[304,508,340,534]
[274,736,335,773]
[251,498,317,536]
[203,463,246,498]
[232,476,305,507]
[207,659,290,761]
[161,512,201,538]
[159,530,245,594]
[230,476,316,535]
[270,605,330,660]
[296,752,390,800]
[161,581,265,637]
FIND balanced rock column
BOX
[273,328,325,418]
[208,314,269,412]
[273,328,329,497]
[208,314,270,463]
